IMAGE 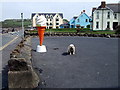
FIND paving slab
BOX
[32,37,118,88]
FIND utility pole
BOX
[21,13,24,37]
[101,9,103,30]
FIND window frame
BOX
[56,23,59,25]
[77,19,79,22]
[96,12,99,19]
[56,18,59,21]
[107,22,110,28]
[96,22,99,29]
[107,12,110,19]
[46,23,49,25]
[114,13,117,19]
[50,15,53,19]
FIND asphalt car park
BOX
[32,36,118,88]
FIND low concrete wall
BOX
[8,65,39,88]
[8,36,39,88]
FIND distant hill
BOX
[1,19,32,28]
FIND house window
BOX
[114,14,117,19]
[107,22,110,28]
[81,26,84,28]
[96,12,99,19]
[96,22,99,29]
[50,19,52,21]
[56,18,59,21]
[49,27,52,29]
[86,19,88,22]
[50,23,52,25]
[107,12,110,19]
[89,19,91,22]
[50,15,53,19]
[56,23,59,25]
[77,19,79,22]
[46,15,49,18]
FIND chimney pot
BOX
[92,8,97,13]
[101,1,106,8]
[83,10,85,12]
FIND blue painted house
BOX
[70,10,92,28]
[60,24,70,28]
[69,17,77,28]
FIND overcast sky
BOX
[0,0,119,21]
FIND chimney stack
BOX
[92,8,97,12]
[101,1,106,8]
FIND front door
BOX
[113,22,118,30]
[71,25,74,28]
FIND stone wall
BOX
[24,30,120,38]
[8,36,39,88]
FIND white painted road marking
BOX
[0,36,18,51]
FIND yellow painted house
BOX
[31,13,63,29]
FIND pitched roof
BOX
[97,5,110,10]
[82,12,91,19]
[60,24,69,26]
[73,16,78,19]
[76,12,91,20]
[107,4,120,13]
[95,2,120,13]
[31,13,63,19]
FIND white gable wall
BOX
[93,9,114,30]
[117,13,120,25]
[53,13,63,29]
[32,14,38,27]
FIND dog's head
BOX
[69,44,74,47]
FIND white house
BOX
[92,1,120,30]
[31,13,63,29]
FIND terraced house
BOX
[92,1,120,30]
[32,13,63,29]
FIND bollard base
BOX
[36,45,47,53]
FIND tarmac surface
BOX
[0,31,23,89]
[32,36,118,88]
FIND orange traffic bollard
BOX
[37,26,46,46]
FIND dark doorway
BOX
[56,27,59,29]
[113,22,118,30]
[49,27,52,29]
[71,25,74,28]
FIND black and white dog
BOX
[67,44,75,55]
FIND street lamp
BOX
[21,13,24,37]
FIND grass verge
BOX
[28,28,115,34]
